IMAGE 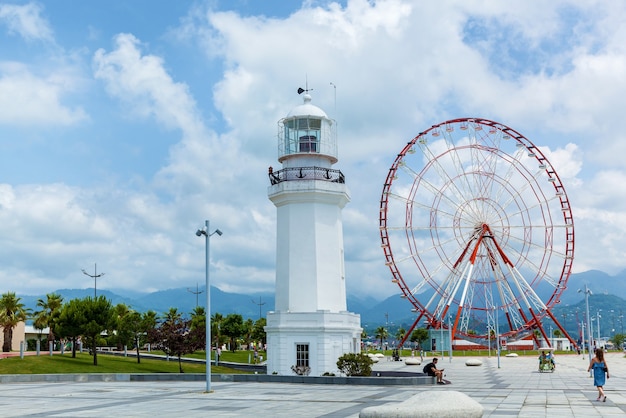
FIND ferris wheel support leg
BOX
[505,311,514,333]
[528,307,551,347]
[398,312,426,348]
[545,308,578,350]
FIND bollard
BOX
[49,341,53,356]
[124,345,127,357]
[20,341,24,359]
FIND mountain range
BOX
[18,269,626,338]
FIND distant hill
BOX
[17,269,626,340]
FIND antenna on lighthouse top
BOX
[298,76,313,95]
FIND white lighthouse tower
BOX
[265,89,361,376]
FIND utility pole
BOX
[251,296,266,320]
[82,263,105,298]
[187,283,204,308]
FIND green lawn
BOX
[0,353,248,375]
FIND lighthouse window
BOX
[299,135,318,152]
[296,343,310,367]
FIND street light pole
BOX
[448,314,452,363]
[82,263,105,298]
[187,283,204,308]
[496,307,500,369]
[596,310,601,346]
[196,220,222,393]
[252,296,266,320]
[578,284,592,376]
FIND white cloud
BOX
[0,2,53,42]
[0,62,87,125]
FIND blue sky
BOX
[1,0,625,301]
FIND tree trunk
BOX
[91,337,98,366]
[135,336,141,364]
[178,355,183,373]
[2,327,12,352]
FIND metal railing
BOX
[268,166,345,185]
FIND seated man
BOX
[423,357,445,384]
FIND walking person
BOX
[587,348,610,402]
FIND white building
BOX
[265,91,362,376]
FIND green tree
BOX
[118,310,156,363]
[611,333,625,349]
[32,293,63,345]
[251,317,267,346]
[110,303,132,350]
[0,292,29,352]
[409,328,429,349]
[395,327,406,345]
[221,313,245,352]
[211,312,224,347]
[243,318,254,348]
[375,326,388,350]
[81,296,115,366]
[190,306,206,331]
[57,298,87,358]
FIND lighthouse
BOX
[265,89,362,376]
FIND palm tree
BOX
[112,303,132,350]
[0,292,29,352]
[211,312,224,348]
[395,327,406,345]
[375,326,388,351]
[243,318,254,349]
[33,293,63,344]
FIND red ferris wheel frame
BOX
[379,118,576,348]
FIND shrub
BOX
[291,365,311,376]
[336,353,373,376]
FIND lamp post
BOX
[252,296,266,320]
[187,283,204,308]
[596,310,602,347]
[549,325,553,347]
[82,263,105,298]
[439,318,444,358]
[581,320,585,358]
[196,220,222,393]
[578,285,592,376]
[496,307,500,369]
[448,314,452,363]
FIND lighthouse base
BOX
[265,310,362,376]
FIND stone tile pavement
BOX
[0,352,624,417]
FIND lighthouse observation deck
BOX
[268,166,345,185]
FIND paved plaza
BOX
[0,352,624,417]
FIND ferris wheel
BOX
[379,118,576,346]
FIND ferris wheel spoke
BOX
[418,142,477,207]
